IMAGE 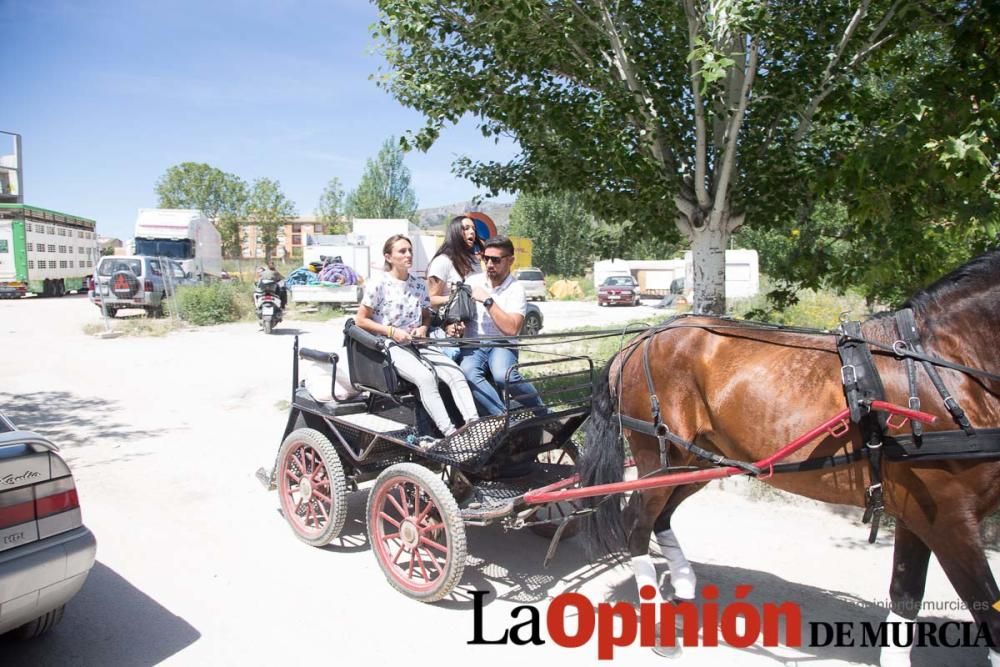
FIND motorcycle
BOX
[254,280,284,334]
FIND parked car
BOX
[597,275,641,306]
[90,255,196,317]
[521,302,544,335]
[514,267,547,301]
[0,411,97,639]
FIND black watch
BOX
[483,297,495,309]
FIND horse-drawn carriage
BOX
[256,320,594,601]
[258,250,1000,665]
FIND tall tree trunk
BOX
[690,222,729,316]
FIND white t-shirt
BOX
[426,252,482,297]
[465,272,527,337]
[360,272,429,330]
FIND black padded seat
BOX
[293,387,368,417]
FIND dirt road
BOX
[0,296,994,666]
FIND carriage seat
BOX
[343,318,416,399]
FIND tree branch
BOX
[684,0,712,210]
[594,0,676,172]
[712,37,758,225]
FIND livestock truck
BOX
[133,208,222,279]
[0,204,99,298]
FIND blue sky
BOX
[3,0,518,239]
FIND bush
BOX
[172,282,253,325]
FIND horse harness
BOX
[612,311,1000,544]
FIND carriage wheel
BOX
[529,443,582,539]
[367,463,466,602]
[277,428,348,546]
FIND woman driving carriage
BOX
[355,235,480,438]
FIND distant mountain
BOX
[416,200,515,232]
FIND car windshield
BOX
[98,259,142,276]
[602,276,635,287]
[518,271,544,281]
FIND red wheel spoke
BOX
[415,500,434,524]
[313,489,331,504]
[420,536,448,553]
[416,551,430,582]
[407,554,416,579]
[413,491,420,520]
[314,500,329,520]
[378,512,401,528]
[391,542,405,565]
[294,498,305,515]
[386,489,407,518]
[398,485,411,516]
[421,546,443,575]
[285,467,301,483]
[420,521,443,535]
[294,449,307,473]
[383,531,400,540]
[305,501,315,527]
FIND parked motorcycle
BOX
[254,280,284,334]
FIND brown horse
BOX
[577,249,1000,665]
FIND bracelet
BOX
[388,326,394,339]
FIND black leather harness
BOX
[610,312,1000,543]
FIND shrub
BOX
[172,282,253,325]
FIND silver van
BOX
[514,267,547,301]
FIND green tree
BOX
[373,0,995,314]
[316,177,349,234]
[508,191,596,275]
[154,162,247,257]
[345,137,418,220]
[246,178,296,263]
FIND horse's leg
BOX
[652,482,707,601]
[913,518,1000,666]
[880,522,932,667]
[627,487,672,603]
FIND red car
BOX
[597,275,641,306]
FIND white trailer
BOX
[0,204,99,298]
[133,209,222,279]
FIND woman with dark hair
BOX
[355,234,479,437]
[427,215,482,309]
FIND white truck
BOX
[0,203,99,298]
[133,209,222,279]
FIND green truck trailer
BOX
[0,204,99,298]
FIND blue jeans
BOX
[459,345,544,416]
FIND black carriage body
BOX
[284,328,592,494]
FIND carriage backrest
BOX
[343,319,415,398]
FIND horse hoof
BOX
[652,643,682,659]
[652,624,683,658]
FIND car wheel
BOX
[277,428,349,546]
[529,443,582,540]
[367,463,466,602]
[522,311,542,336]
[12,605,66,639]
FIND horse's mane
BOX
[903,248,1000,319]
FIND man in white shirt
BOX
[459,236,544,415]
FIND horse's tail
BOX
[576,358,628,555]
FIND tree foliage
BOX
[737,4,1000,308]
[373,0,997,314]
[345,137,418,221]
[316,177,348,234]
[508,191,596,275]
[155,162,247,258]
[246,178,296,263]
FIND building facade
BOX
[239,216,333,260]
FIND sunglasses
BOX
[483,254,511,264]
